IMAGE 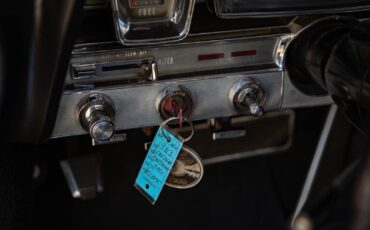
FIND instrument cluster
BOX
[111,0,195,45]
[82,0,370,46]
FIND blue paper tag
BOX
[134,127,183,204]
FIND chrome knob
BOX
[248,102,264,117]
[79,94,115,142]
[230,78,266,117]
[89,113,115,141]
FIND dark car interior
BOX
[1,0,370,230]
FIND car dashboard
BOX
[2,1,370,229]
[52,0,362,142]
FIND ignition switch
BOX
[156,85,193,120]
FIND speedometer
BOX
[112,0,195,45]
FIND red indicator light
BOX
[231,50,257,57]
[198,53,225,61]
[130,0,136,7]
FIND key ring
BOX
[161,117,195,143]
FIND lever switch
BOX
[230,78,266,117]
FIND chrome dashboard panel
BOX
[66,35,287,85]
[52,70,332,138]
[281,72,332,109]
[51,14,342,139]
[54,71,282,138]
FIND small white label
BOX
[157,57,174,65]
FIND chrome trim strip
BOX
[52,71,284,138]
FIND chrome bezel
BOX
[213,0,370,18]
[111,0,196,45]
